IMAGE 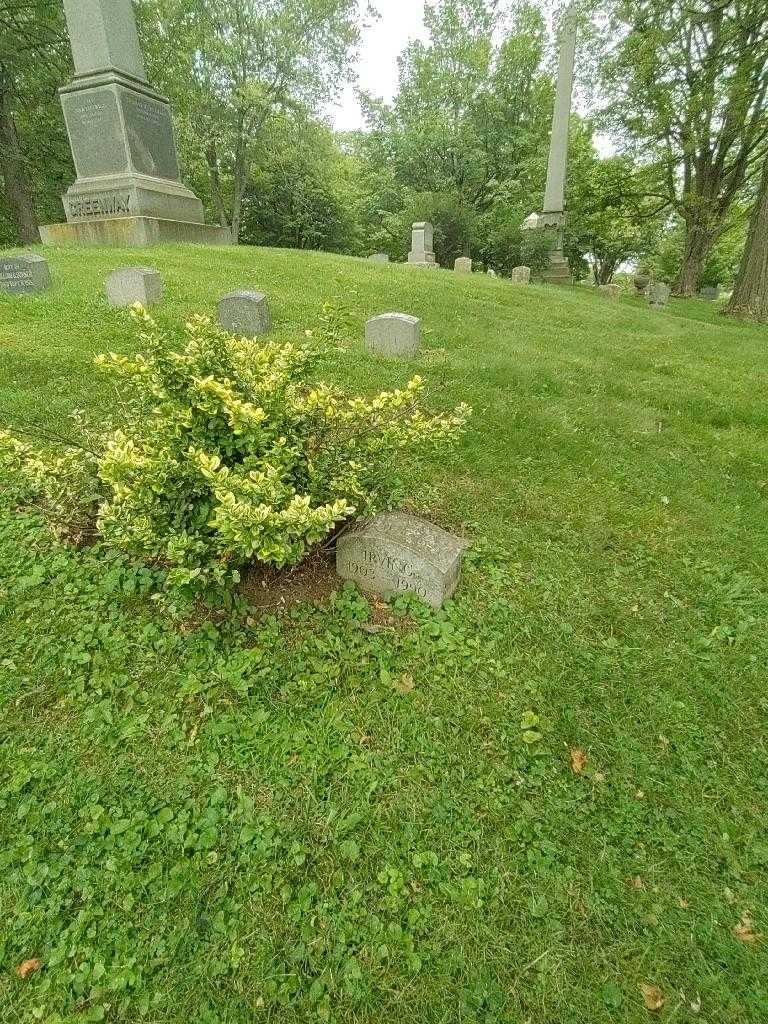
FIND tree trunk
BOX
[674,217,717,297]
[205,141,229,228]
[0,83,40,244]
[725,150,768,321]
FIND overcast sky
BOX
[328,1,428,132]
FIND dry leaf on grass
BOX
[733,911,762,944]
[640,983,666,1012]
[392,673,415,694]
[570,748,588,774]
[16,959,42,980]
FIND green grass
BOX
[1,244,767,1024]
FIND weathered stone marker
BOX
[699,285,720,301]
[368,253,390,263]
[0,255,52,294]
[336,513,467,609]
[647,281,671,310]
[408,222,437,268]
[106,266,163,307]
[454,257,472,274]
[40,0,229,247]
[217,291,271,337]
[365,313,421,359]
[511,266,531,284]
[598,283,621,300]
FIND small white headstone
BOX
[106,266,162,307]
[454,257,472,274]
[336,513,467,608]
[365,313,421,359]
[487,268,497,278]
[368,253,390,263]
[510,266,531,284]
[0,254,52,294]
[598,284,621,301]
[217,290,271,336]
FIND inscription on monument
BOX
[0,255,52,294]
[67,192,132,219]
[121,91,179,180]
[62,87,126,178]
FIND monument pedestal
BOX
[44,0,229,248]
[541,253,572,284]
[40,217,231,247]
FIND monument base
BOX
[407,260,439,269]
[540,256,571,285]
[39,217,232,247]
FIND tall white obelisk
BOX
[522,3,578,283]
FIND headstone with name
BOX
[106,266,163,307]
[598,283,621,301]
[454,257,472,274]
[647,281,671,310]
[365,313,421,359]
[217,290,271,337]
[511,266,531,284]
[699,285,720,301]
[336,513,467,609]
[0,255,52,294]
[408,222,437,267]
[368,253,390,264]
[39,0,229,247]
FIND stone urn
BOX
[633,273,650,294]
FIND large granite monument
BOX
[521,4,577,284]
[40,0,229,247]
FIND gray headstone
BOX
[364,313,421,359]
[454,257,472,274]
[511,266,531,284]
[408,222,437,267]
[368,253,390,263]
[647,281,671,310]
[699,286,720,300]
[217,291,271,337]
[106,266,162,307]
[598,283,621,300]
[336,513,467,609]
[0,255,52,294]
[487,268,497,278]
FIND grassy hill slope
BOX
[0,245,767,1024]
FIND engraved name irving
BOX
[342,546,429,599]
[68,194,131,218]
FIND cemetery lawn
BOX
[2,245,768,1024]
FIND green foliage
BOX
[1,306,469,598]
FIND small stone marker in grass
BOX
[647,281,671,310]
[454,257,472,274]
[217,290,271,336]
[336,512,467,609]
[598,284,621,300]
[365,312,421,359]
[0,254,52,294]
[511,266,530,284]
[368,253,390,263]
[106,266,162,307]
[699,285,720,300]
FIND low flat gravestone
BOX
[454,257,472,274]
[699,285,720,301]
[598,284,621,300]
[365,312,421,359]
[0,254,51,294]
[217,290,271,336]
[106,266,162,307]
[511,266,530,284]
[647,281,671,310]
[368,253,390,263]
[336,512,467,609]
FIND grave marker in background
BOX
[365,313,421,359]
[0,255,52,294]
[408,222,437,268]
[454,257,472,274]
[598,284,621,300]
[647,282,671,310]
[106,266,163,307]
[217,291,271,336]
[511,266,530,284]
